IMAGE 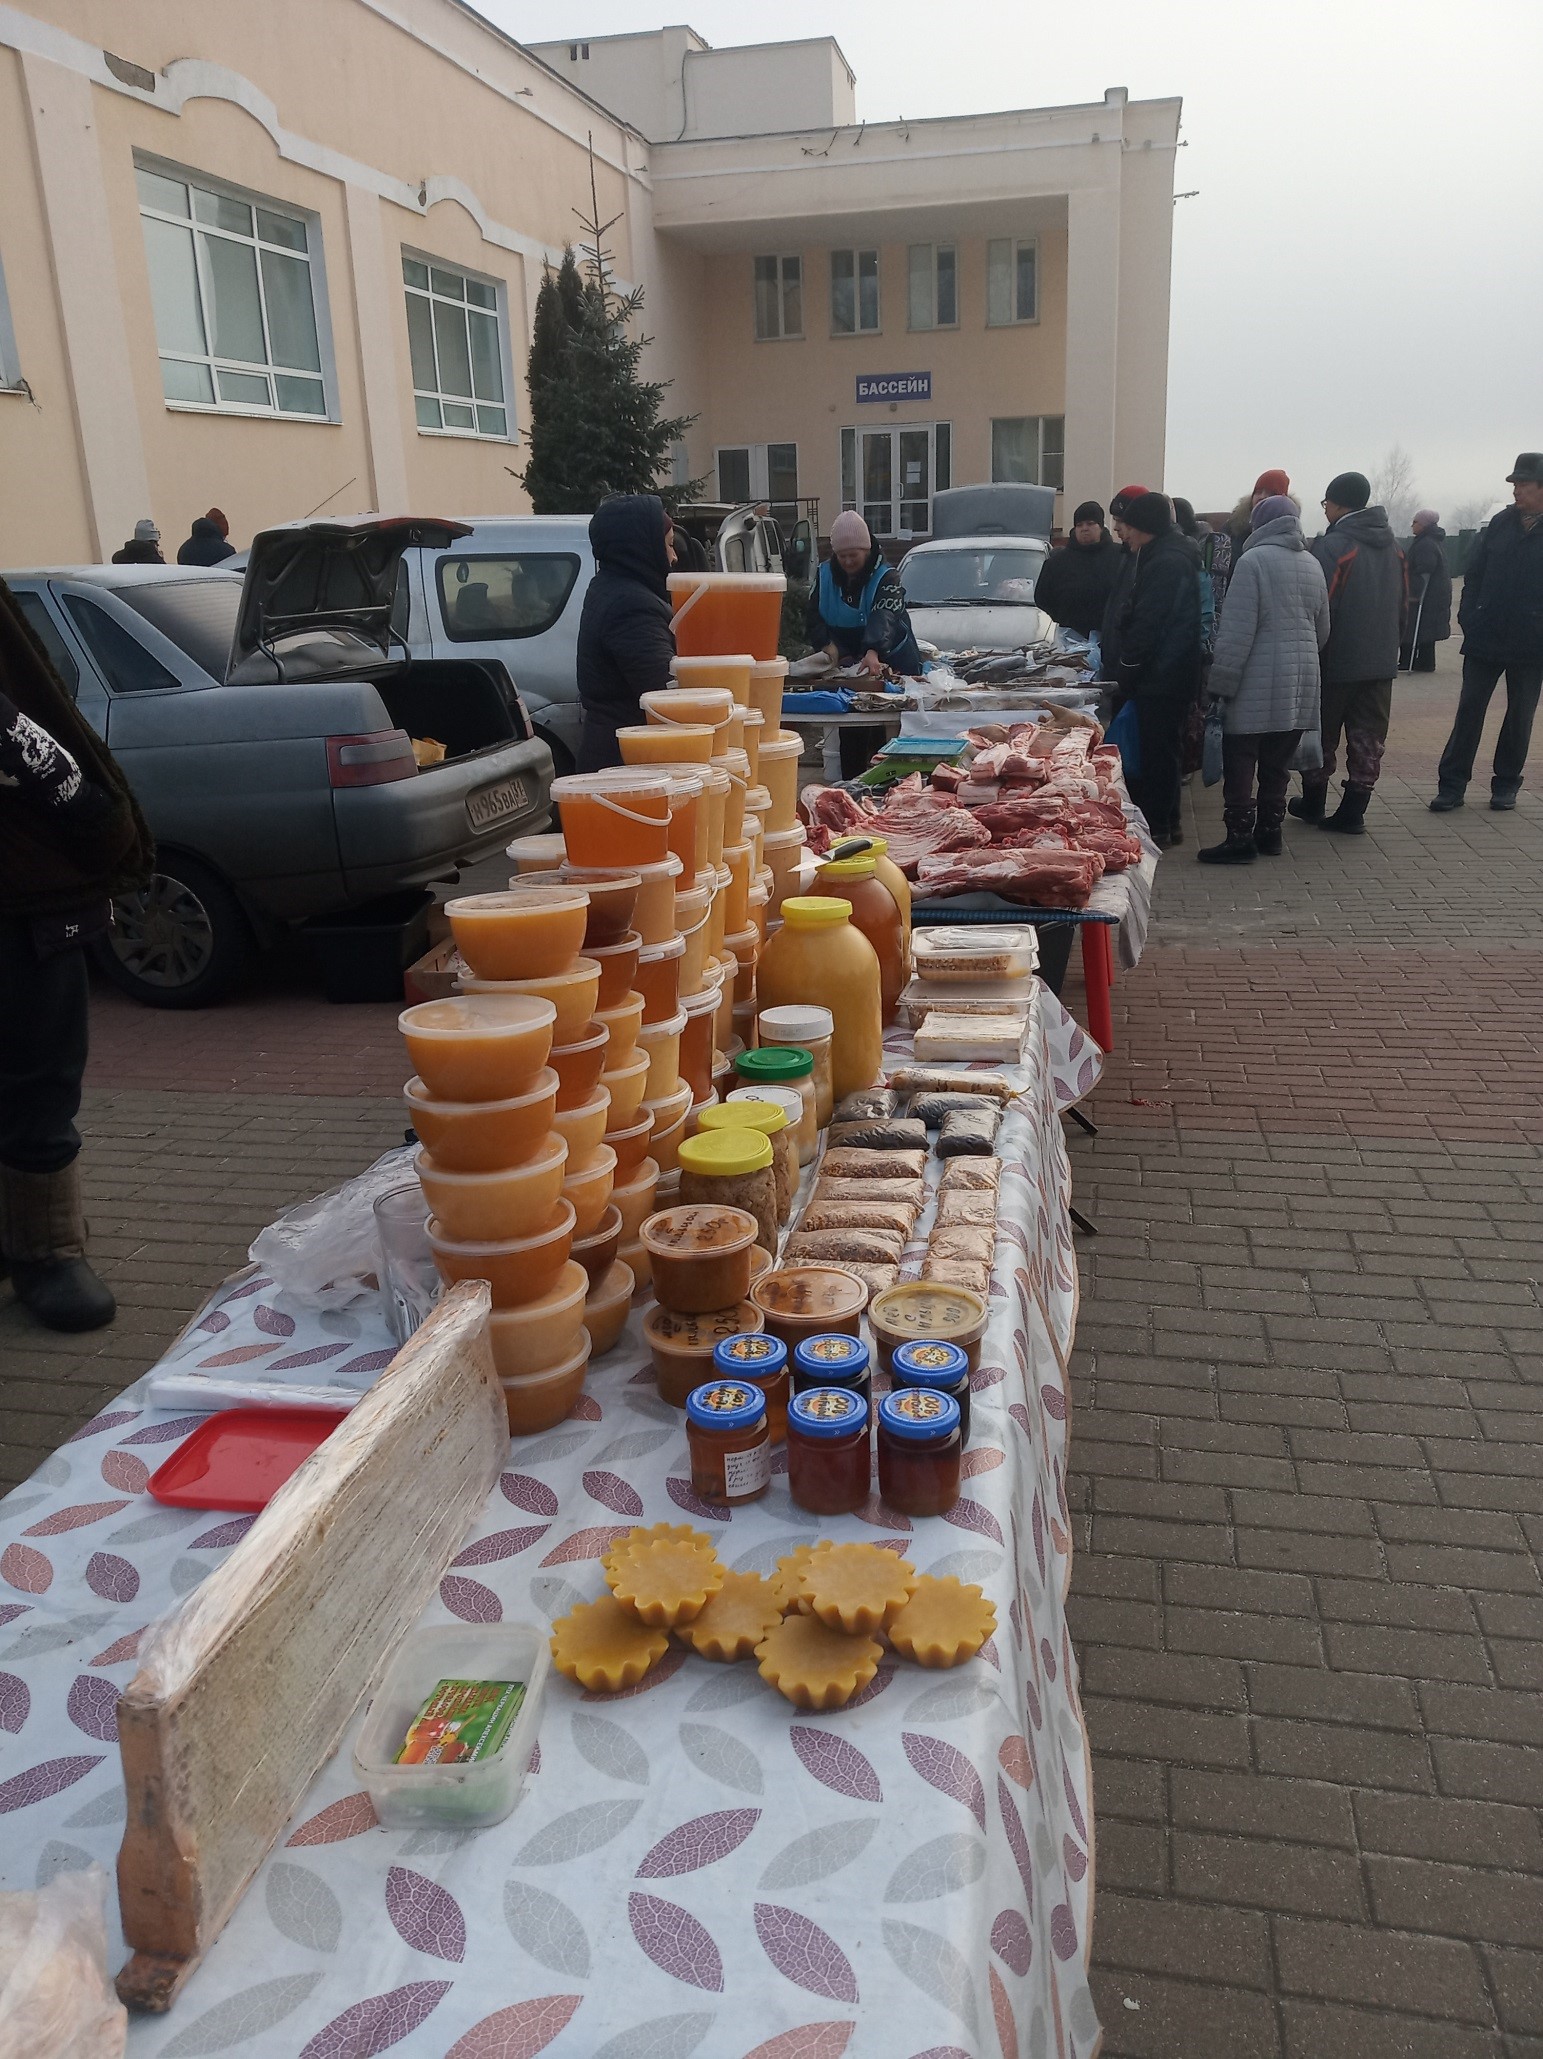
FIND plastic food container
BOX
[619,1236,650,1290]
[758,731,804,833]
[747,655,788,733]
[640,1204,759,1314]
[583,1259,636,1356]
[571,1203,622,1287]
[549,1082,611,1163]
[722,841,753,934]
[867,1281,991,1378]
[612,1156,661,1242]
[595,991,646,1067]
[643,1079,693,1173]
[719,750,751,845]
[486,1259,589,1376]
[670,653,754,704]
[643,684,737,738]
[572,871,641,948]
[696,765,730,872]
[446,886,589,982]
[502,1330,592,1434]
[763,823,808,913]
[404,1068,558,1174]
[677,889,716,998]
[562,1143,617,1239]
[638,1007,687,1100]
[548,1020,610,1111]
[551,768,672,868]
[899,977,1041,1027]
[668,571,786,663]
[599,1046,651,1127]
[644,1300,765,1407]
[564,855,681,946]
[459,959,600,1045]
[400,995,556,1104]
[507,832,567,875]
[587,931,642,1011]
[912,1011,1028,1065]
[748,876,770,943]
[706,862,732,960]
[636,934,686,1024]
[415,1135,568,1243]
[723,927,759,1007]
[428,1199,576,1309]
[656,767,706,873]
[617,722,717,765]
[911,925,1039,982]
[353,1622,548,1829]
[751,1264,869,1352]
[679,972,723,1106]
[603,1111,655,1180]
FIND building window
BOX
[716,444,799,527]
[135,163,327,417]
[831,249,880,335]
[0,253,22,391]
[403,255,509,439]
[840,423,949,539]
[753,256,802,340]
[987,238,1038,326]
[991,415,1064,490]
[718,448,752,503]
[907,245,957,332]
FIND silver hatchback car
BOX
[6,518,553,1007]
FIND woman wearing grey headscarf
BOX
[1199,495,1330,863]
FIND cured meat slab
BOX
[114,1282,506,2011]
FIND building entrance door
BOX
[845,423,951,539]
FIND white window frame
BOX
[990,415,1064,490]
[402,250,513,442]
[907,244,958,333]
[830,248,881,337]
[716,443,799,511]
[0,254,22,392]
[987,237,1039,327]
[134,155,337,422]
[753,255,803,341]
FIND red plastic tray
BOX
[146,1408,349,1512]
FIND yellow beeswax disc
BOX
[770,1541,832,1614]
[602,1522,715,1577]
[885,1575,997,1668]
[606,1536,725,1626]
[798,1541,918,1636]
[679,1570,784,1661]
[550,1595,669,1693]
[755,1611,883,1710]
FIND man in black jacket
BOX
[176,509,236,567]
[1400,510,1451,672]
[1114,491,1203,846]
[574,494,676,773]
[1035,501,1122,636]
[1432,454,1543,812]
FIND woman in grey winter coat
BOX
[1199,495,1330,864]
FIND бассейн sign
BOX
[855,372,931,404]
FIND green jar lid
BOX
[735,1046,813,1083]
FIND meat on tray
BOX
[913,844,1104,909]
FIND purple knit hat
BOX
[1251,494,1299,531]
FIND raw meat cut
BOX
[914,845,1103,908]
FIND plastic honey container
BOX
[446,887,588,982]
[404,1068,558,1173]
[617,722,716,766]
[486,1260,588,1378]
[562,1143,617,1239]
[750,1263,868,1352]
[598,1047,650,1127]
[611,1155,660,1241]
[638,1007,687,1099]
[645,1301,764,1408]
[415,1136,568,1244]
[668,571,787,663]
[400,995,556,1105]
[459,959,600,1045]
[747,656,787,733]
[571,1204,622,1288]
[583,1259,635,1356]
[643,1079,693,1173]
[670,653,754,705]
[428,1199,576,1308]
[549,1020,610,1110]
[763,824,807,915]
[640,1204,759,1313]
[550,768,672,869]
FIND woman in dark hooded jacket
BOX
[0,579,154,1330]
[574,494,677,773]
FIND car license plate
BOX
[467,778,527,831]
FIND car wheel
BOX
[535,725,575,780]
[95,854,252,1009]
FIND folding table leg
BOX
[1081,923,1115,1053]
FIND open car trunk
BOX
[367,658,525,763]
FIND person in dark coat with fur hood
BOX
[574,494,677,773]
[0,579,154,1331]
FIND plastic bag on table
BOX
[0,1867,127,2058]
[1201,702,1225,786]
[249,1145,417,1310]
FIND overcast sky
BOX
[491,0,1542,521]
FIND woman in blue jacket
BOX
[805,510,923,773]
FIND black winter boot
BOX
[1,1162,116,1333]
[1253,824,1283,856]
[1288,784,1327,822]
[1322,784,1372,835]
[1198,812,1258,864]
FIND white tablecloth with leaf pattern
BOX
[0,994,1104,2059]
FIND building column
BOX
[21,51,151,560]
[1063,180,1122,515]
[343,183,410,514]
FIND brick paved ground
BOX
[3,643,1541,2053]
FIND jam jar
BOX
[712,1331,790,1446]
[791,1333,872,1418]
[876,1388,962,1517]
[686,1381,771,1505]
[786,1387,871,1515]
[891,1339,972,1443]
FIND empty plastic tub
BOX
[459,958,599,1045]
[612,1156,660,1242]
[668,571,786,662]
[587,930,642,1011]
[551,768,672,868]
[758,731,804,832]
[571,1204,622,1288]
[584,1258,636,1356]
[486,1259,588,1377]
[562,1143,617,1239]
[548,1019,609,1111]
[599,1046,651,1126]
[400,995,556,1105]
[446,886,589,982]
[404,1068,558,1173]
[501,1330,591,1434]
[636,934,686,1024]
[639,1006,687,1100]
[416,1135,568,1244]
[595,991,646,1065]
[550,1082,611,1163]
[428,1199,576,1308]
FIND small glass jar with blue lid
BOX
[891,1339,972,1442]
[786,1386,871,1515]
[876,1387,962,1517]
[686,1380,771,1504]
[790,1333,871,1417]
[711,1330,789,1444]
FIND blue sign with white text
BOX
[856,371,931,404]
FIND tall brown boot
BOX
[1,1161,116,1332]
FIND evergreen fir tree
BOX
[521,145,704,515]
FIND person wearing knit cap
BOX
[1111,491,1204,845]
[1034,500,1122,637]
[110,519,163,566]
[807,509,923,774]
[176,508,236,567]
[1399,510,1451,673]
[1289,472,1406,832]
[1199,494,1329,864]
[1097,485,1150,681]
[1253,469,1291,503]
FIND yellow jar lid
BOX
[678,1127,775,1177]
[817,854,878,882]
[780,896,852,929]
[698,1098,789,1138]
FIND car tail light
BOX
[326,730,418,788]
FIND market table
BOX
[0,992,1106,2059]
[779,706,906,783]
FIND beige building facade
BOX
[0,3,1179,568]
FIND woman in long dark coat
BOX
[1401,510,1453,672]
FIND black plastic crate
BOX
[303,890,435,1004]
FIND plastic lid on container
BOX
[672,653,756,671]
[507,831,568,865]
[677,1128,773,1178]
[763,827,808,854]
[893,1340,971,1386]
[734,1046,813,1084]
[744,784,772,814]
[788,1387,868,1439]
[611,1153,660,1198]
[749,655,790,675]
[720,747,751,781]
[643,1080,695,1123]
[400,994,557,1041]
[682,971,725,1018]
[752,1263,868,1326]
[711,1331,788,1380]
[780,896,851,931]
[449,884,588,922]
[585,1258,636,1319]
[726,1084,802,1127]
[792,1333,870,1381]
[415,1132,567,1188]
[815,853,877,882]
[638,934,686,965]
[645,1301,761,1350]
[877,1387,962,1441]
[670,570,787,592]
[639,1204,759,1261]
[759,731,803,758]
[685,1379,768,1432]
[698,1098,788,1141]
[564,854,683,884]
[405,1066,558,1117]
[758,1004,833,1042]
[639,1006,688,1042]
[426,1196,576,1258]
[869,1280,990,1347]
[488,1259,589,1329]
[551,767,672,800]
[601,1047,651,1084]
